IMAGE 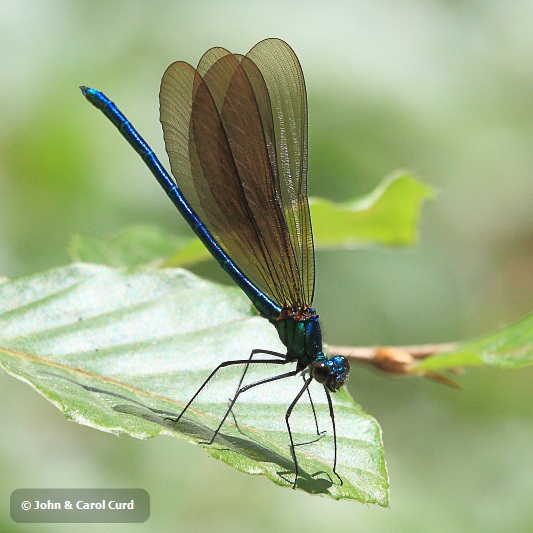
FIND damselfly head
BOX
[311,355,350,392]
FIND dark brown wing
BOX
[159,39,313,308]
[247,39,314,303]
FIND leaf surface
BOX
[0,264,388,503]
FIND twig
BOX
[328,342,457,362]
[327,342,461,387]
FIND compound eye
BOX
[312,362,331,384]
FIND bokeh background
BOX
[1,1,531,531]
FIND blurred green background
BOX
[1,1,531,531]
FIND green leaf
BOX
[68,225,190,268]
[417,314,533,371]
[310,172,433,249]
[0,264,388,503]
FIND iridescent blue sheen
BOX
[81,38,350,488]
